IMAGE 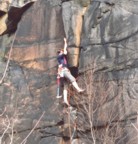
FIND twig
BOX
[0,107,6,117]
[131,122,138,132]
[0,30,18,84]
[20,111,45,144]
[0,115,11,144]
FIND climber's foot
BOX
[78,89,85,93]
[56,95,62,98]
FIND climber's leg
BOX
[64,69,85,93]
[72,81,85,93]
[56,77,64,98]
[63,82,70,106]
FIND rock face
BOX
[0,0,138,144]
[0,0,37,34]
[78,0,138,143]
[0,0,65,144]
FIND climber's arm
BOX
[63,38,67,55]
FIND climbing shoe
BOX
[56,95,62,98]
[78,89,85,93]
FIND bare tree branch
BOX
[20,111,45,144]
[0,30,18,84]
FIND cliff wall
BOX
[0,0,138,143]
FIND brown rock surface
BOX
[0,0,138,143]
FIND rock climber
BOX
[56,38,85,99]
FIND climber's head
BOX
[57,49,64,55]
